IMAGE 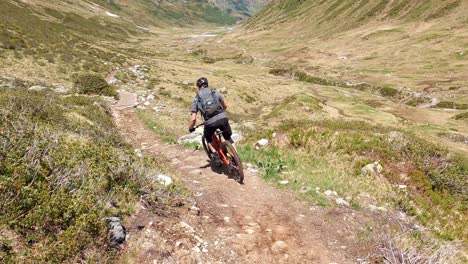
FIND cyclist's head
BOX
[196,77,208,88]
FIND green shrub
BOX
[454,112,468,120]
[379,86,400,97]
[434,101,468,110]
[73,73,117,97]
[0,88,174,262]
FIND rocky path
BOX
[113,94,385,263]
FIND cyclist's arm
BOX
[189,96,198,129]
[218,93,227,110]
[189,112,197,129]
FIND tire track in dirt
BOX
[113,95,386,263]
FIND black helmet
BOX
[196,77,208,88]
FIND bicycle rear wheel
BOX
[201,135,213,161]
[222,141,244,184]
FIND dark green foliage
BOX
[433,101,468,110]
[73,73,117,97]
[454,112,468,120]
[406,97,431,107]
[0,88,171,262]
[379,86,400,97]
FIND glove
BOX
[189,127,196,133]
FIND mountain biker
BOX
[188,77,233,165]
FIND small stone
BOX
[193,246,201,253]
[190,206,200,216]
[398,184,407,189]
[144,101,150,106]
[245,228,255,235]
[156,174,173,187]
[255,139,269,150]
[224,216,230,223]
[279,180,289,185]
[175,241,182,247]
[202,248,209,253]
[271,240,288,253]
[324,190,334,196]
[362,162,383,175]
[299,186,312,193]
[335,198,349,207]
[134,149,143,158]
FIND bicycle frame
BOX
[211,132,230,165]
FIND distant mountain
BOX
[212,0,271,18]
[246,0,467,34]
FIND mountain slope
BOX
[212,0,271,18]
[247,0,467,34]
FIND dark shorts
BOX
[204,118,232,143]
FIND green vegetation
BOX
[73,73,117,97]
[379,86,400,98]
[433,101,468,110]
[239,119,467,240]
[454,112,468,120]
[0,88,177,262]
[406,97,431,107]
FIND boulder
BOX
[271,240,288,253]
[335,198,349,207]
[28,85,47,91]
[103,217,126,247]
[255,139,269,150]
[156,174,173,187]
[362,162,383,175]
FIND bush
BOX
[434,101,468,110]
[72,73,117,97]
[0,88,172,262]
[379,86,400,97]
[454,112,468,120]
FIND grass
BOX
[238,119,467,241]
[0,88,178,262]
[433,101,468,110]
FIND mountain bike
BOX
[195,124,244,184]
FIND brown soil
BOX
[113,100,394,263]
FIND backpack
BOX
[197,88,223,120]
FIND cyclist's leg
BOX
[220,119,237,151]
[204,124,217,153]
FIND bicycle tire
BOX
[201,135,213,161]
[222,141,244,184]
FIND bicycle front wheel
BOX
[201,135,213,161]
[222,141,244,184]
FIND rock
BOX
[398,184,407,189]
[103,217,126,247]
[335,198,349,207]
[245,228,255,235]
[361,162,383,175]
[255,139,269,150]
[231,133,242,143]
[271,241,288,253]
[147,94,155,100]
[134,149,143,158]
[224,217,230,223]
[272,132,277,138]
[324,190,334,196]
[28,85,47,91]
[189,206,200,216]
[182,80,190,85]
[278,180,289,185]
[143,101,150,106]
[299,186,312,193]
[156,174,173,187]
[52,85,70,93]
[368,205,387,212]
[387,131,408,150]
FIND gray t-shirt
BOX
[191,88,227,125]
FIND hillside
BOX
[212,0,271,18]
[0,0,467,263]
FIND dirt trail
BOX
[113,94,385,263]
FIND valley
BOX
[0,0,466,263]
